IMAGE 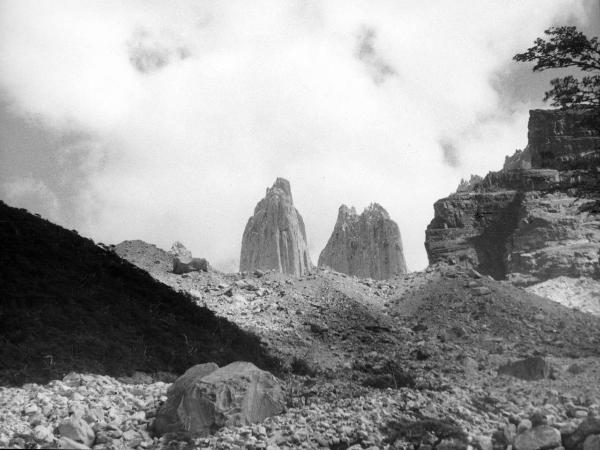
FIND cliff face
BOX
[425,108,600,287]
[318,203,407,280]
[240,178,312,276]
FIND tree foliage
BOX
[514,26,600,108]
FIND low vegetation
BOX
[0,201,280,385]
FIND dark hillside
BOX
[0,201,278,385]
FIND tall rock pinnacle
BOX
[318,203,408,279]
[240,178,312,276]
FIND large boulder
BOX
[583,435,600,450]
[173,257,209,274]
[154,362,286,436]
[57,417,95,448]
[240,178,312,276]
[513,426,562,450]
[154,363,219,434]
[497,357,552,381]
[318,203,407,279]
[564,416,600,450]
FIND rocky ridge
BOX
[240,178,312,276]
[425,108,600,313]
[318,203,407,280]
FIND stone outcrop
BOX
[497,357,552,381]
[170,241,192,260]
[172,257,209,274]
[425,108,600,292]
[155,362,285,436]
[240,178,312,276]
[318,203,407,279]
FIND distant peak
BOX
[266,177,293,202]
[338,204,358,217]
[272,177,291,195]
[364,203,390,219]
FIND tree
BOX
[514,26,599,109]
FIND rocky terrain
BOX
[2,196,600,449]
[318,204,407,280]
[425,107,600,314]
[240,178,312,276]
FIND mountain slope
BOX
[0,201,278,385]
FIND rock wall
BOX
[527,108,600,170]
[425,108,600,286]
[240,178,312,276]
[318,203,407,279]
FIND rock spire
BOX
[318,203,407,279]
[240,178,312,276]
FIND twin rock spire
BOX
[240,178,407,279]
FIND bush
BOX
[290,356,317,377]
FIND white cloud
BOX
[0,0,591,271]
[3,177,61,221]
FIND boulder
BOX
[564,416,600,450]
[155,361,285,436]
[318,203,407,280]
[240,178,312,276]
[497,357,552,381]
[583,435,600,450]
[173,257,209,274]
[154,362,219,434]
[58,436,91,449]
[514,425,562,450]
[58,417,95,447]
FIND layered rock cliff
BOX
[240,178,312,276]
[425,108,600,289]
[318,203,407,279]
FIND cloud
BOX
[355,26,397,84]
[0,0,592,271]
[127,28,192,74]
[3,177,61,222]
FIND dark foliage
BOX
[514,26,600,109]
[362,374,396,389]
[0,201,280,385]
[383,417,468,448]
[290,356,317,377]
[361,360,417,390]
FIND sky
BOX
[1,0,599,272]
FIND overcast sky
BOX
[1,0,598,272]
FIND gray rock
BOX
[156,362,285,436]
[519,420,533,433]
[514,426,561,450]
[170,241,193,260]
[154,362,219,435]
[58,417,95,447]
[173,257,209,274]
[58,436,91,449]
[583,435,600,450]
[564,416,600,450]
[318,203,407,280]
[425,108,600,287]
[472,286,491,296]
[240,178,312,276]
[498,357,552,381]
